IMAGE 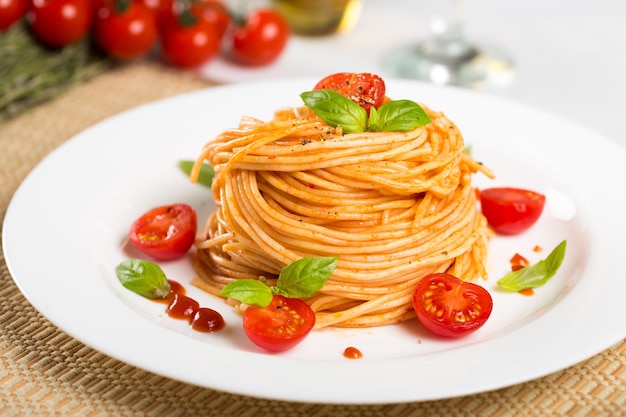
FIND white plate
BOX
[3,79,626,404]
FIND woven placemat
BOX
[0,61,624,417]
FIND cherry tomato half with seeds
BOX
[128,203,197,260]
[243,295,316,352]
[0,0,27,31]
[314,72,386,114]
[27,0,93,46]
[161,18,221,68]
[412,273,493,338]
[231,8,290,66]
[479,187,546,235]
[95,1,157,60]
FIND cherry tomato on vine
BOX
[133,0,171,31]
[231,8,290,66]
[242,295,316,352]
[128,203,197,260]
[26,0,93,46]
[94,0,157,60]
[190,0,230,38]
[161,18,221,68]
[0,0,27,31]
[314,72,386,114]
[412,273,493,338]
[479,187,546,235]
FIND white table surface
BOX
[200,0,626,148]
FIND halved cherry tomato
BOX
[231,8,290,66]
[314,72,386,114]
[242,295,315,352]
[412,273,493,338]
[26,0,93,47]
[128,203,197,260]
[479,187,546,235]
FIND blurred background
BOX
[205,0,625,146]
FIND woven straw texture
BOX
[0,62,624,417]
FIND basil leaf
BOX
[497,240,567,292]
[367,100,431,132]
[300,90,367,134]
[116,259,171,299]
[276,256,338,298]
[179,160,214,188]
[221,279,273,307]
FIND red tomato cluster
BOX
[1,0,290,68]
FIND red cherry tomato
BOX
[133,0,171,31]
[412,273,493,338]
[314,72,386,114]
[26,0,93,46]
[479,187,546,235]
[231,8,290,66]
[128,203,197,260]
[161,19,220,68]
[190,0,230,38]
[94,1,157,60]
[0,0,27,31]
[242,295,315,352]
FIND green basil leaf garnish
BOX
[300,90,368,134]
[179,160,214,188]
[116,259,171,299]
[275,256,338,298]
[221,279,274,307]
[367,100,431,132]
[497,240,567,292]
[220,257,338,307]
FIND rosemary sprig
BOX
[0,22,114,124]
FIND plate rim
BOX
[3,78,626,404]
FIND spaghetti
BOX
[190,104,494,328]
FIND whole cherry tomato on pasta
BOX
[128,203,197,260]
[231,8,290,66]
[479,187,546,235]
[94,0,157,60]
[0,0,27,31]
[314,72,386,114]
[412,273,493,338]
[26,0,93,46]
[242,294,316,352]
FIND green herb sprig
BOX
[497,240,567,292]
[0,22,112,124]
[221,256,338,307]
[179,160,214,188]
[116,259,172,299]
[300,90,431,134]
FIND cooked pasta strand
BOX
[191,105,494,328]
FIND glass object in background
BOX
[272,0,363,36]
[383,0,514,88]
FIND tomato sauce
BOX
[153,280,225,333]
[343,346,363,359]
[519,288,535,296]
